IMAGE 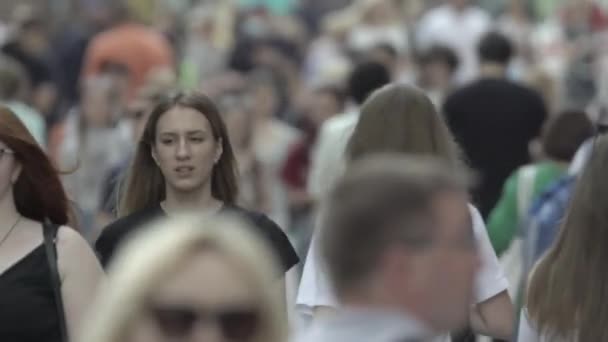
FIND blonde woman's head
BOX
[347,83,463,168]
[81,214,284,342]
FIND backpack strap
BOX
[43,219,69,342]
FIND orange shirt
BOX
[83,23,174,98]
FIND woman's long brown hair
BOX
[527,135,608,340]
[118,92,239,217]
[347,83,463,168]
[0,106,73,226]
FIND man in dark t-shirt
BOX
[443,31,547,219]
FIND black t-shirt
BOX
[443,78,547,218]
[95,204,299,275]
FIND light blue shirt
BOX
[3,101,46,148]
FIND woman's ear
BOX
[151,146,159,166]
[214,138,223,164]
[11,162,22,184]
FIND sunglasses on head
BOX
[147,303,260,340]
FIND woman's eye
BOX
[190,137,204,143]
[161,139,174,145]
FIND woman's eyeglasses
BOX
[0,148,14,160]
[147,303,260,340]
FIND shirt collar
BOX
[314,306,436,341]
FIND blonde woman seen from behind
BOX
[296,83,513,341]
[81,214,286,342]
[520,135,608,341]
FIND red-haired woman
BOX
[0,106,104,341]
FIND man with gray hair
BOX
[295,154,479,342]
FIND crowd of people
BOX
[1,0,608,341]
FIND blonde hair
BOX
[347,83,463,168]
[80,214,285,342]
[526,135,608,341]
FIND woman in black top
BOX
[96,92,299,274]
[0,106,104,341]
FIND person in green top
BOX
[487,110,594,256]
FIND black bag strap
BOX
[43,219,69,342]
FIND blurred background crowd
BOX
[2,0,608,340]
[2,0,608,236]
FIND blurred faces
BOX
[0,140,20,203]
[82,76,125,127]
[126,99,153,143]
[129,249,262,342]
[422,60,454,89]
[309,91,342,127]
[82,91,112,126]
[364,0,398,25]
[403,191,478,332]
[448,0,470,11]
[368,46,398,77]
[152,107,222,195]
[20,25,48,56]
[251,84,278,120]
[222,105,252,149]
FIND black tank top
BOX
[0,244,62,342]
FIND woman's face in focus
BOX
[128,249,262,342]
[152,106,222,195]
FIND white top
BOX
[296,204,509,342]
[301,100,508,340]
[307,107,358,199]
[415,4,491,83]
[293,307,435,342]
[568,138,592,175]
[253,120,300,228]
[347,24,409,53]
[304,37,353,87]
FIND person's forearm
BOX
[470,291,514,340]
